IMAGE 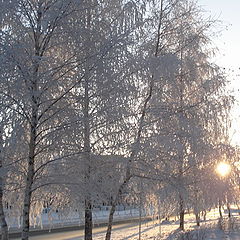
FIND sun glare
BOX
[216,162,231,177]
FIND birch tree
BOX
[0,1,85,239]
[142,0,232,230]
[64,1,148,239]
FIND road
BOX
[11,220,160,240]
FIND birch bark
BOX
[83,3,93,239]
[21,73,38,240]
[21,5,41,238]
[0,127,8,240]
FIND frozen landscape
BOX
[1,0,240,240]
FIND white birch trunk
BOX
[21,10,40,237]
[0,190,8,240]
[179,194,185,231]
[21,97,38,240]
[83,70,92,240]
[158,198,161,236]
[138,182,143,240]
[105,179,130,240]
[83,3,93,239]
[0,127,8,240]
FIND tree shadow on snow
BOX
[121,224,158,240]
[61,222,144,240]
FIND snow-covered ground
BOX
[12,206,240,239]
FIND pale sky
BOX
[198,0,240,145]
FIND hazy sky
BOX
[198,0,240,145]
[199,0,240,70]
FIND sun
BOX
[216,162,231,177]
